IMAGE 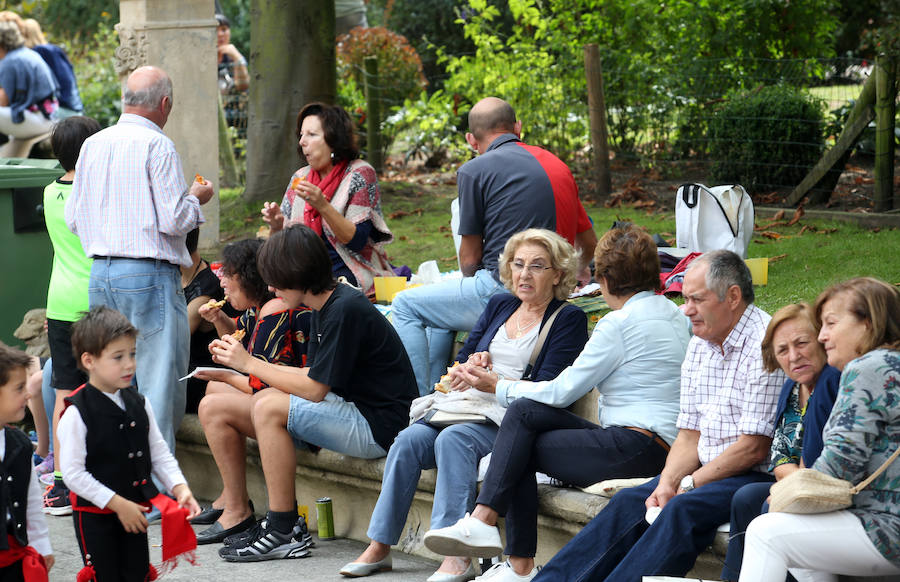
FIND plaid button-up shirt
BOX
[677,304,785,470]
[66,113,203,267]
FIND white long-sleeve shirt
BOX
[0,428,52,556]
[58,389,186,509]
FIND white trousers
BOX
[739,510,900,582]
[0,106,54,138]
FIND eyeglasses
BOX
[510,262,553,275]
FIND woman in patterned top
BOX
[192,238,311,544]
[740,277,900,582]
[260,102,394,297]
[721,303,840,580]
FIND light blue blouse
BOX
[495,291,691,444]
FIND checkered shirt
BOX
[65,113,203,267]
[677,304,785,469]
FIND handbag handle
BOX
[851,445,900,494]
[521,303,567,379]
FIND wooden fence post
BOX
[874,54,896,212]
[364,56,383,173]
[584,44,612,199]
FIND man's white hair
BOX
[122,74,172,108]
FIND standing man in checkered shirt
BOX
[65,66,214,456]
[534,250,785,582]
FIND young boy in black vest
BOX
[0,343,53,581]
[59,307,201,581]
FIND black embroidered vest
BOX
[0,428,33,548]
[65,385,159,507]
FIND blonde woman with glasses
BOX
[341,229,587,581]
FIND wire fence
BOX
[221,53,889,206]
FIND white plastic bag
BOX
[675,183,754,258]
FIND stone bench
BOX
[174,413,729,578]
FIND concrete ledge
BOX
[175,414,731,577]
[176,416,899,580]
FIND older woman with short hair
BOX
[721,302,841,580]
[424,224,692,582]
[342,229,588,581]
[740,277,900,582]
[0,18,58,140]
[261,102,394,297]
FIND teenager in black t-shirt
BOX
[208,224,416,562]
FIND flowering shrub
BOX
[337,26,427,162]
[337,26,427,117]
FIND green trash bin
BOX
[0,158,65,347]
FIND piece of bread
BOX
[291,175,306,190]
[195,173,205,183]
[231,329,246,341]
[433,363,460,393]
[206,297,227,309]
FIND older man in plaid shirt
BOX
[534,250,785,582]
[66,66,214,455]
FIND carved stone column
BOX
[117,0,219,248]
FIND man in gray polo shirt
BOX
[392,97,597,396]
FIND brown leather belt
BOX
[624,426,670,452]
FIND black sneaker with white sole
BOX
[218,518,312,562]
[223,515,314,548]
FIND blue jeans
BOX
[287,392,387,459]
[721,480,775,581]
[392,269,505,396]
[89,258,188,453]
[534,472,774,582]
[367,420,498,545]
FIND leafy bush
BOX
[437,0,589,161]
[708,85,825,192]
[336,26,427,160]
[337,26,426,111]
[389,90,469,168]
[368,0,514,89]
[36,0,118,42]
[71,22,121,128]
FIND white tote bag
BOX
[675,183,754,258]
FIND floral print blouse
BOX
[813,348,900,565]
[769,384,804,471]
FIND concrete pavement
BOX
[42,509,443,581]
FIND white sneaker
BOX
[424,513,503,558]
[474,562,540,581]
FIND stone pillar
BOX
[116,0,220,248]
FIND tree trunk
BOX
[243,0,336,202]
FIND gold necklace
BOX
[514,311,540,338]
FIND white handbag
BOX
[675,183,754,258]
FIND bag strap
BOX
[851,446,900,494]
[528,303,567,368]
[680,183,700,208]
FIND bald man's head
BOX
[468,97,517,141]
[123,66,173,126]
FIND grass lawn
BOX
[213,182,900,315]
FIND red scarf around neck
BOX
[302,159,349,236]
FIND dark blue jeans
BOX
[533,471,773,582]
[721,480,775,581]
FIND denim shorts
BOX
[287,391,386,459]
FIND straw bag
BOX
[769,446,900,514]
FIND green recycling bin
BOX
[0,158,65,347]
